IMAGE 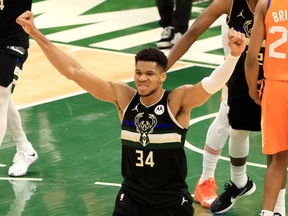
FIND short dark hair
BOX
[135,47,168,71]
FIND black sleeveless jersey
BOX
[121,90,191,208]
[0,0,32,48]
[227,0,264,99]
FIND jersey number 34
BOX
[136,150,155,167]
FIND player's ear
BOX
[160,72,167,83]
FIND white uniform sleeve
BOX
[201,53,239,94]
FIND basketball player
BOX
[16,10,245,216]
[246,0,288,215]
[0,0,38,177]
[164,0,265,214]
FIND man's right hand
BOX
[227,30,246,57]
[16,10,36,36]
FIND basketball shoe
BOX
[210,177,256,215]
[8,150,38,177]
[194,178,218,208]
[260,212,283,216]
[171,32,183,45]
[156,26,174,49]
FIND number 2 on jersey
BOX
[269,26,287,59]
[0,0,4,10]
[136,150,155,167]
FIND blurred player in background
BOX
[0,0,38,177]
[245,0,288,215]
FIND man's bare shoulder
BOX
[207,0,232,16]
[168,85,193,107]
[113,81,136,110]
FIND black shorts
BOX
[0,46,28,88]
[228,96,261,131]
[112,187,194,216]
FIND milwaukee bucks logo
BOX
[134,112,157,147]
[243,20,253,38]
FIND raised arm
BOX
[169,30,245,128]
[167,0,231,69]
[195,30,246,105]
[245,1,267,104]
[16,10,134,109]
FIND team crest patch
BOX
[243,20,253,37]
[134,112,157,147]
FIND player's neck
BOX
[140,89,164,107]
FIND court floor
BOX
[0,0,278,216]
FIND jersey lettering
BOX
[269,26,287,59]
[258,52,264,66]
[135,150,155,167]
[0,0,4,10]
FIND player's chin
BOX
[137,91,147,97]
[137,90,152,98]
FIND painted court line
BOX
[186,113,267,169]
[0,177,43,181]
[95,181,121,187]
